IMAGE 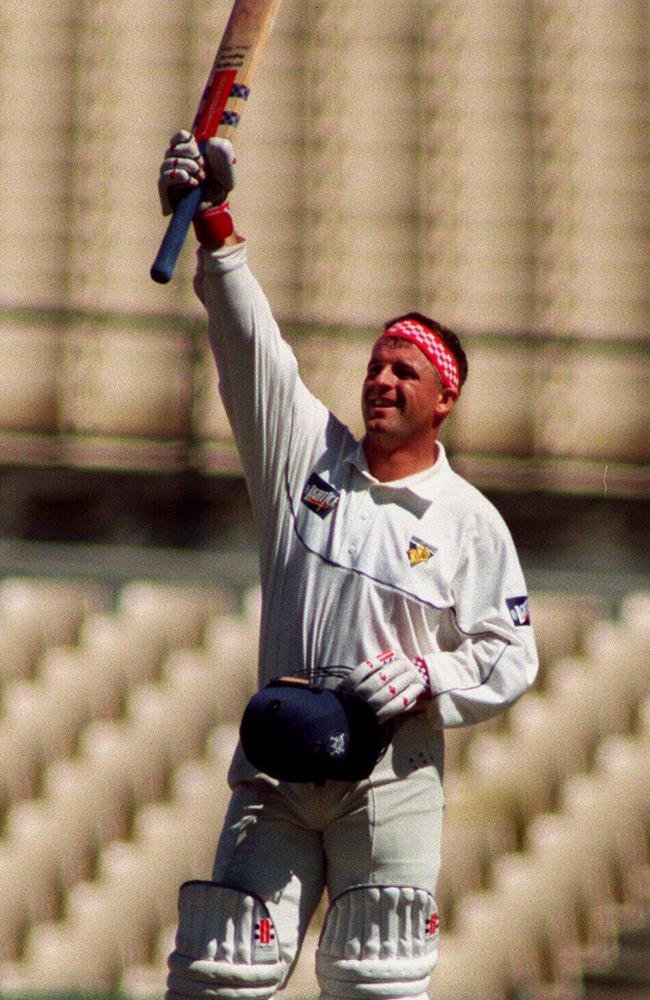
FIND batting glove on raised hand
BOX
[158,130,236,215]
[341,650,431,724]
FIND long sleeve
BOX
[196,243,330,530]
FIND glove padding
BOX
[158,130,236,215]
[341,651,429,724]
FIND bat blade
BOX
[151,0,282,285]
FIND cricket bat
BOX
[151,0,283,284]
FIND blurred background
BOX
[0,1,648,998]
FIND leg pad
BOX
[316,884,439,1000]
[167,881,286,1000]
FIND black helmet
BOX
[240,677,392,784]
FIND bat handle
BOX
[150,185,203,284]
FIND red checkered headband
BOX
[382,319,461,394]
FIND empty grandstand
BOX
[0,2,648,998]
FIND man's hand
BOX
[341,651,431,723]
[158,130,236,216]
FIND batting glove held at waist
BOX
[158,130,236,215]
[342,651,431,723]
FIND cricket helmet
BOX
[240,676,392,783]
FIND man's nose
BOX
[371,365,395,387]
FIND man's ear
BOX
[433,387,459,428]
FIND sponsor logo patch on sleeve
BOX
[506,595,531,626]
[301,473,341,519]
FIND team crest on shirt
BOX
[301,473,340,519]
[506,595,531,626]
[406,537,436,566]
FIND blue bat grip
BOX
[150,185,203,284]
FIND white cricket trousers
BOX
[211,724,445,984]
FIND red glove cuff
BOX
[193,202,235,248]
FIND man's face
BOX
[361,338,451,443]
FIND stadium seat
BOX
[0,795,95,963]
[3,786,98,893]
[584,617,650,727]
[441,713,504,775]
[203,613,260,721]
[0,834,61,962]
[0,576,109,649]
[1,670,88,765]
[70,650,231,822]
[203,720,241,765]
[437,774,518,930]
[117,580,237,648]
[4,725,240,992]
[591,734,650,930]
[125,650,224,759]
[639,693,650,738]
[0,717,42,814]
[462,669,600,825]
[120,922,175,998]
[556,765,649,958]
[155,722,240,869]
[42,643,125,719]
[438,772,645,1000]
[527,590,610,683]
[489,845,586,997]
[526,811,618,975]
[433,888,516,1000]
[79,717,170,813]
[77,611,169,688]
[0,636,133,799]
[0,615,42,682]
[50,754,132,843]
[0,881,124,992]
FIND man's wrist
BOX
[193,201,236,248]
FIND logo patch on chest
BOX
[406,537,436,566]
[301,473,340,519]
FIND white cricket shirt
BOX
[197,244,538,750]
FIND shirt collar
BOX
[343,440,450,512]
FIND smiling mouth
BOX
[366,397,398,410]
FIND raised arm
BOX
[158,132,330,526]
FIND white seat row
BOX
[0,580,258,815]
[437,593,650,928]
[0,576,110,681]
[0,726,240,993]
[434,723,650,1000]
